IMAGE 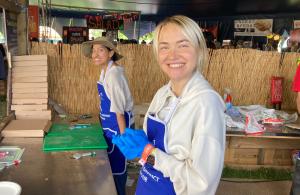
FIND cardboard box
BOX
[2,119,51,137]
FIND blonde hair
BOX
[152,15,208,71]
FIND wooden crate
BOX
[225,135,300,169]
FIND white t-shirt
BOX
[144,72,226,195]
[99,65,133,114]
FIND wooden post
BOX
[6,52,11,116]
[17,0,28,55]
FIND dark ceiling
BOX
[30,0,300,20]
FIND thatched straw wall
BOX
[30,42,298,114]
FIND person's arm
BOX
[297,92,300,114]
[293,65,300,113]
[107,68,132,134]
[116,113,126,134]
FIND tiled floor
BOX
[126,174,138,195]
[126,162,140,195]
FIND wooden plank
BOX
[273,150,293,165]
[6,66,12,115]
[227,133,300,139]
[12,55,47,62]
[261,149,276,165]
[12,98,48,105]
[12,66,47,72]
[11,104,48,111]
[12,93,48,99]
[0,80,5,95]
[224,163,293,170]
[225,134,298,168]
[228,137,300,149]
[257,148,264,165]
[12,70,47,78]
[0,113,15,133]
[1,119,51,137]
[13,60,47,67]
[256,149,290,166]
[224,137,233,162]
[225,148,259,164]
[12,76,47,83]
[12,82,47,89]
[12,87,48,94]
[15,110,51,120]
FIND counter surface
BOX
[227,124,300,139]
[0,137,117,195]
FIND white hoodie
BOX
[143,72,226,195]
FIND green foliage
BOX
[89,29,104,39]
[89,30,128,40]
[0,32,5,43]
[139,32,154,43]
[118,31,128,40]
[222,167,293,180]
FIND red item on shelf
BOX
[225,94,232,103]
[270,76,283,104]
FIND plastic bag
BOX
[225,114,245,129]
[244,113,265,135]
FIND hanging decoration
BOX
[85,12,139,31]
[28,5,39,40]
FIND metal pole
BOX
[137,11,141,42]
[2,8,11,116]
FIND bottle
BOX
[224,88,232,110]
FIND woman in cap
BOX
[82,37,134,195]
[112,15,225,195]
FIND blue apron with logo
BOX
[135,114,176,195]
[97,64,134,175]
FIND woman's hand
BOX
[112,128,150,160]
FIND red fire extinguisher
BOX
[270,76,283,110]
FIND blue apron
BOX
[136,98,179,195]
[97,61,134,175]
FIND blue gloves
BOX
[112,128,149,160]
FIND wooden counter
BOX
[0,137,117,195]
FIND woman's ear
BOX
[109,50,115,58]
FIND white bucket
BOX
[0,181,22,195]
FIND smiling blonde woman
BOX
[113,15,226,195]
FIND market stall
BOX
[28,42,300,169]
